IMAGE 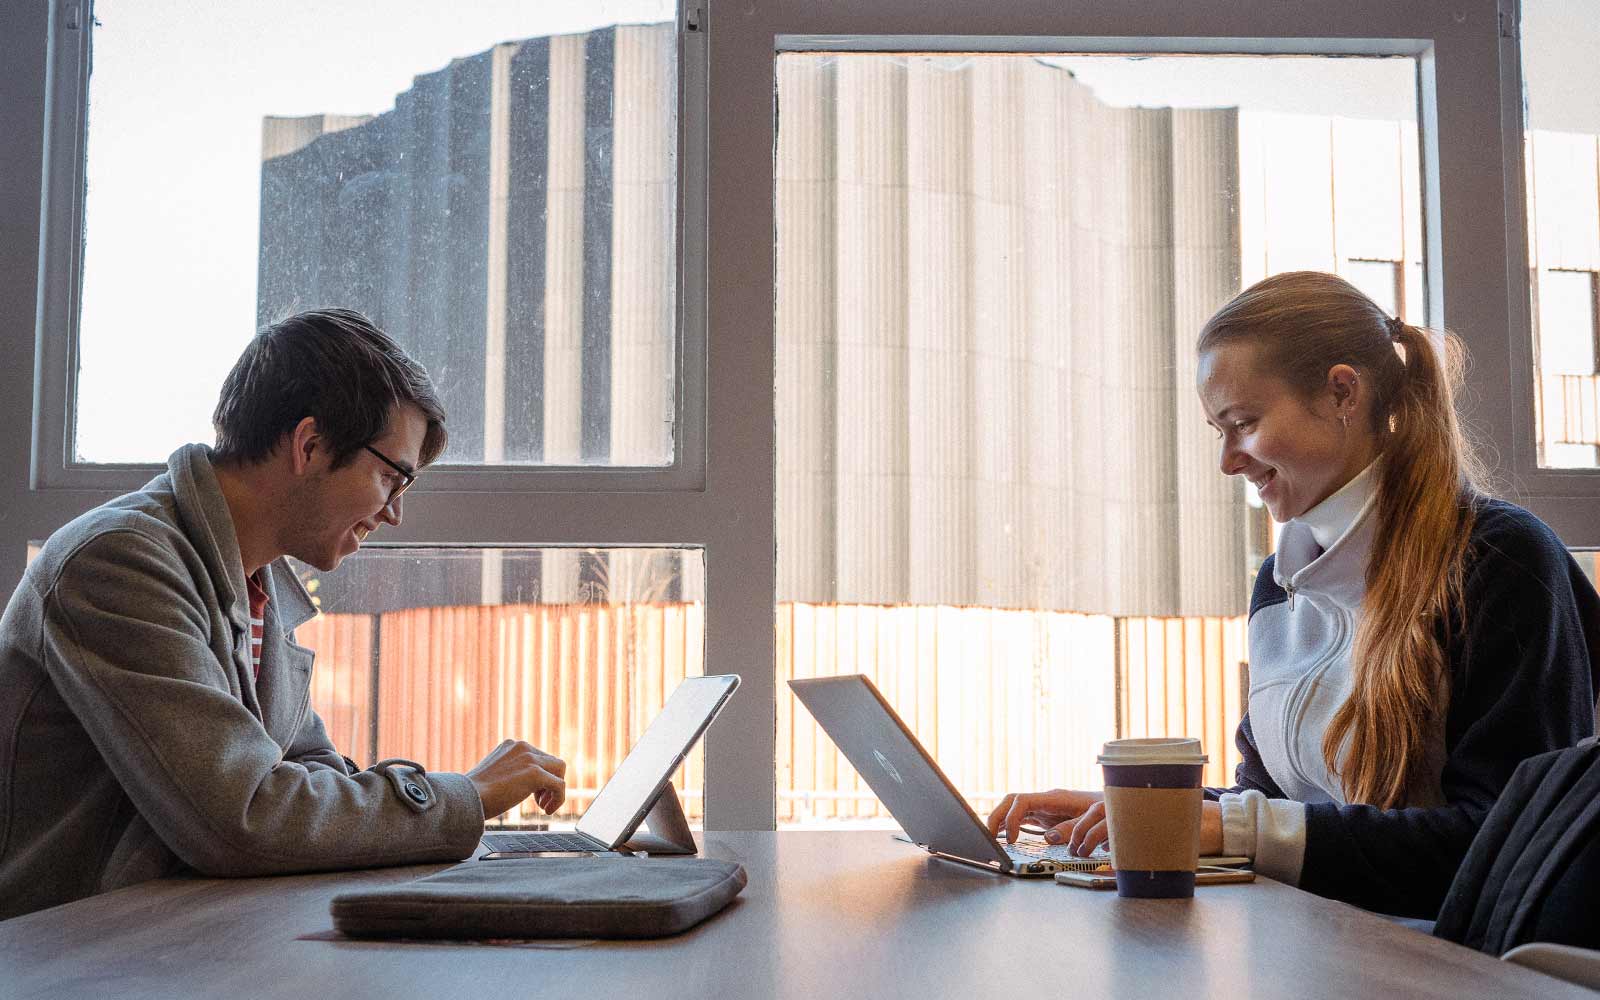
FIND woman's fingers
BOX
[1066,802,1109,856]
[985,794,1017,838]
[987,790,1097,843]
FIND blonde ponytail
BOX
[1198,273,1482,808]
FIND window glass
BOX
[1524,0,1600,470]
[774,51,1419,826]
[76,1,677,466]
[296,546,704,828]
[1572,549,1600,591]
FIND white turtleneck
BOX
[1298,461,1379,553]
[1217,459,1419,886]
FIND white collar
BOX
[1295,460,1379,552]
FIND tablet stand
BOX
[620,784,698,855]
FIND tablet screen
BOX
[577,674,738,847]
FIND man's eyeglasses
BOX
[364,444,417,508]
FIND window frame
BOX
[1498,0,1600,541]
[32,0,708,495]
[2,0,1570,838]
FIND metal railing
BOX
[299,602,1248,825]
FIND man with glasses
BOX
[0,309,565,918]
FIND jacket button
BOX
[404,782,428,804]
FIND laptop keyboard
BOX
[1003,839,1107,864]
[482,831,601,853]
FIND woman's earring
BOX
[1339,412,1350,431]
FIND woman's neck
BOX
[1296,460,1380,551]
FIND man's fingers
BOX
[537,752,567,778]
[527,765,566,814]
[533,787,561,814]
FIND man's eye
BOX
[1234,420,1255,432]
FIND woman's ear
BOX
[1327,363,1362,418]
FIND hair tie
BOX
[1386,315,1406,340]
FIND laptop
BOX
[480,673,739,858]
[790,674,1234,877]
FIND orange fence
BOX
[777,603,1119,822]
[300,602,1247,827]
[299,602,704,823]
[1118,616,1249,788]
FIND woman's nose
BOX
[1218,440,1247,477]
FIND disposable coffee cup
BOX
[1098,737,1208,899]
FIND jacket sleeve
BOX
[1297,514,1599,918]
[39,528,485,877]
[282,704,358,774]
[1204,714,1289,800]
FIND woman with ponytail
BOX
[989,271,1600,917]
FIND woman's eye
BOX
[1234,420,1254,433]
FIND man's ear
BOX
[287,416,322,475]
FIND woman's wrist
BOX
[1200,800,1224,856]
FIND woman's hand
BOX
[988,791,1229,859]
[1200,799,1224,856]
[985,789,1105,849]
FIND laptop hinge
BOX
[620,784,698,855]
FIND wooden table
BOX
[0,831,1581,999]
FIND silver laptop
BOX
[480,673,738,857]
[790,674,1116,877]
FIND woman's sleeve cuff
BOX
[1218,789,1308,885]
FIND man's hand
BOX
[466,740,567,820]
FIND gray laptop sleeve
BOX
[330,858,747,940]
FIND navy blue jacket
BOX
[1213,499,1600,918]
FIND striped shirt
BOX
[245,571,269,679]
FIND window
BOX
[1525,1,1600,473]
[773,50,1419,824]
[1535,269,1600,468]
[69,1,679,468]
[9,0,1546,834]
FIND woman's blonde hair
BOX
[1198,271,1484,809]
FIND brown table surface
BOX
[0,830,1582,999]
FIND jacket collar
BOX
[1298,461,1378,551]
[1272,473,1379,610]
[165,444,317,634]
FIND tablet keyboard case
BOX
[331,857,747,939]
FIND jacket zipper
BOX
[1279,603,1351,797]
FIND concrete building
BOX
[260,34,1258,619]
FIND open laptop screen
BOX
[577,674,738,847]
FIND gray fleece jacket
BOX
[0,445,484,919]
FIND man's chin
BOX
[296,550,343,573]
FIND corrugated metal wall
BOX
[775,54,1247,619]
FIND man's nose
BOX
[379,493,403,527]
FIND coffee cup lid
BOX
[1096,737,1207,765]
